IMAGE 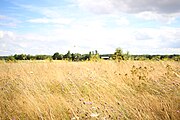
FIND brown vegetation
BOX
[0,61,180,119]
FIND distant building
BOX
[100,55,111,60]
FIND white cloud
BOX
[76,0,115,14]
[14,3,74,25]
[75,0,180,14]
[115,17,129,26]
[0,0,178,56]
[47,24,180,54]
[74,0,180,23]
[0,31,3,39]
[0,31,20,55]
[128,48,180,55]
[27,18,73,24]
[0,24,180,55]
[135,11,177,24]
[0,14,19,27]
[0,31,16,40]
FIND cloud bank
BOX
[0,0,179,55]
[76,0,180,14]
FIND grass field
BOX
[0,60,180,120]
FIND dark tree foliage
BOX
[81,54,89,61]
[52,52,63,60]
[0,48,179,61]
[7,56,16,61]
[71,53,81,61]
[26,54,31,60]
[130,54,180,61]
[89,50,100,61]
[112,48,124,61]
[35,55,51,60]
[64,50,72,60]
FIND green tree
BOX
[81,54,89,61]
[112,48,124,62]
[89,50,100,61]
[19,54,27,60]
[26,54,31,60]
[64,50,72,61]
[95,50,98,55]
[152,55,161,61]
[123,51,130,60]
[172,55,180,61]
[71,53,81,61]
[14,54,18,60]
[7,56,16,61]
[88,51,92,60]
[71,53,75,61]
[52,52,63,60]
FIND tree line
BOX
[0,48,179,61]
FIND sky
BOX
[0,0,180,55]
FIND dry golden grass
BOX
[0,60,180,120]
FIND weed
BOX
[0,61,179,119]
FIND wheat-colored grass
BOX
[0,60,180,120]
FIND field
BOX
[0,60,180,120]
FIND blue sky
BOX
[0,0,180,55]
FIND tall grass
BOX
[0,61,179,119]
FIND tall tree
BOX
[112,48,124,62]
[64,50,72,60]
[52,52,60,60]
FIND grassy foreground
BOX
[0,60,180,120]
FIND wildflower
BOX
[79,98,84,101]
[92,107,96,109]
[83,101,93,105]
[90,113,99,117]
[30,71,33,74]
[71,117,76,120]
[71,117,79,120]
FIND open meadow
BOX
[0,60,180,120]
